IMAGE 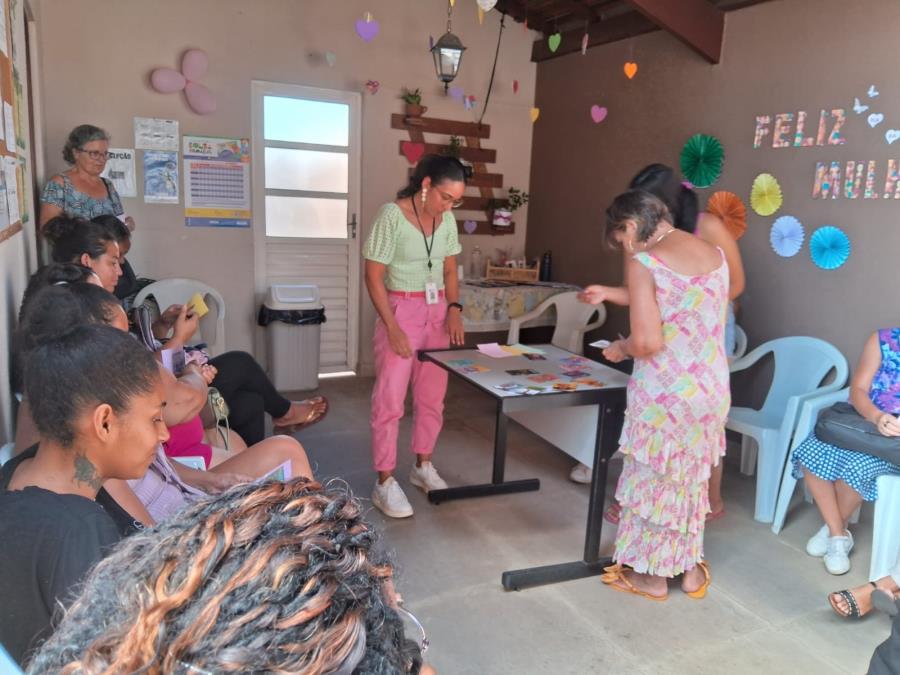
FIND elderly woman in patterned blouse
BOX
[39,124,134,231]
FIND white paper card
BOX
[134,117,179,151]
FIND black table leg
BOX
[501,400,622,590]
[427,400,541,505]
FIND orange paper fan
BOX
[706,191,747,240]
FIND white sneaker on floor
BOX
[569,463,592,484]
[372,477,414,518]
[824,532,854,575]
[806,525,830,557]
[409,462,448,493]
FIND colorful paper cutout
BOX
[530,108,540,123]
[624,62,638,79]
[750,173,783,216]
[355,16,379,42]
[463,220,477,234]
[810,225,851,270]
[886,129,900,145]
[448,86,464,102]
[401,141,425,165]
[548,33,561,52]
[679,134,724,188]
[448,359,474,367]
[868,85,879,98]
[769,215,804,257]
[706,191,747,240]
[590,105,608,123]
[529,373,558,383]
[868,113,884,128]
[581,33,589,55]
[365,80,380,94]
[512,80,519,94]
[853,97,868,115]
[464,95,476,111]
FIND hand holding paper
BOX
[187,292,210,318]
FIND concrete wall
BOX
[35,0,537,374]
[525,0,900,370]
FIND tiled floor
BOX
[293,376,889,674]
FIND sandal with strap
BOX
[274,396,329,432]
[829,582,876,619]
[601,564,668,601]
[682,561,711,599]
[603,503,621,525]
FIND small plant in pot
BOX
[491,187,529,229]
[402,88,427,119]
[444,135,462,158]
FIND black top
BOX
[0,446,132,666]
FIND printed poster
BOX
[4,155,18,223]
[3,101,13,153]
[134,117,179,151]
[100,148,136,198]
[143,150,179,204]
[0,2,8,58]
[183,135,251,228]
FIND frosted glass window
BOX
[265,147,348,193]
[265,195,348,239]
[264,96,349,146]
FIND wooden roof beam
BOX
[623,0,724,63]
[531,10,658,61]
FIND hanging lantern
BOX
[431,1,466,91]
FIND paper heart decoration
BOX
[365,80,380,94]
[512,79,519,94]
[477,0,497,10]
[448,86,464,102]
[868,113,884,128]
[325,51,336,67]
[150,49,216,115]
[355,17,379,42]
[886,129,900,145]
[463,220,478,234]
[464,95,477,111]
[624,62,638,79]
[530,107,540,123]
[590,105,608,123]
[401,141,425,165]
[548,33,562,53]
[581,33,589,55]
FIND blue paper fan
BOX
[770,215,804,257]
[810,225,851,270]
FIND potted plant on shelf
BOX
[444,135,462,158]
[402,88,427,124]
[491,187,529,229]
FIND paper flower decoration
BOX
[769,215,804,257]
[679,134,724,189]
[810,226,851,270]
[750,173,783,216]
[706,191,747,240]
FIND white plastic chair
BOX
[728,336,849,522]
[732,324,748,361]
[134,278,226,356]
[506,292,606,355]
[0,442,13,466]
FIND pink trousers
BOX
[371,294,449,472]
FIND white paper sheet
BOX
[100,148,137,198]
[5,155,19,223]
[134,117,179,151]
[3,102,14,153]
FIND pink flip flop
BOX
[706,508,726,523]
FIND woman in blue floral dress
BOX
[793,328,900,576]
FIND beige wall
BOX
[526,0,900,370]
[35,0,537,373]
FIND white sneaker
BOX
[372,477,414,518]
[806,525,830,557]
[409,462,448,493]
[824,532,854,575]
[569,463,592,484]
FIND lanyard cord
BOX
[411,198,437,271]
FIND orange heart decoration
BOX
[624,62,638,79]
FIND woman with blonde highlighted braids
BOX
[28,479,435,675]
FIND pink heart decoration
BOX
[463,220,478,234]
[355,18,379,42]
[150,68,186,93]
[590,105,607,123]
[448,86,464,102]
[365,80,380,94]
[181,49,209,81]
[512,79,519,94]
[185,81,217,115]
[401,141,425,165]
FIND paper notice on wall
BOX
[100,148,137,198]
[134,117,179,151]
[183,135,251,227]
[0,165,9,232]
[3,102,14,153]
[143,150,179,204]
[0,3,8,58]
[5,156,19,223]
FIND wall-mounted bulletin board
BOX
[0,0,24,245]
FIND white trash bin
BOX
[258,284,326,392]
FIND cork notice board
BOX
[0,0,22,246]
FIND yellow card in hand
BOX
[187,292,209,318]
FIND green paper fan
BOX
[680,134,724,189]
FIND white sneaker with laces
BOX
[806,525,830,557]
[409,462,448,493]
[824,532,854,575]
[569,463,592,484]
[372,477,414,518]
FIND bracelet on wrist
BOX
[448,302,463,312]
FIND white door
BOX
[251,82,361,375]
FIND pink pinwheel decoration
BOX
[150,49,217,115]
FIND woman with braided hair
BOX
[28,479,436,674]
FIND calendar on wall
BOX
[183,135,251,228]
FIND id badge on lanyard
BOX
[425,281,440,305]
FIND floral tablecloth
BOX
[460,280,581,332]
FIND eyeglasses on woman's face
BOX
[77,148,108,160]
[437,190,465,209]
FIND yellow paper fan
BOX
[750,173,782,216]
[706,191,747,240]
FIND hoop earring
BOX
[626,239,634,253]
[421,188,427,206]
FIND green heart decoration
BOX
[548,33,561,52]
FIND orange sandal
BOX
[601,564,668,602]
[682,561,711,599]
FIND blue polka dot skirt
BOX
[792,433,900,501]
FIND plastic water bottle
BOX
[470,246,484,279]
[540,250,552,282]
